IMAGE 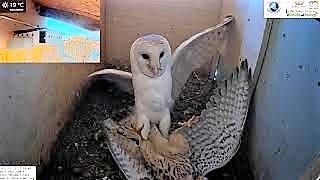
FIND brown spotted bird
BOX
[102,59,252,180]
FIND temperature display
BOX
[0,0,26,13]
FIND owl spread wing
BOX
[88,69,133,94]
[178,59,252,176]
[171,15,233,100]
[87,16,233,101]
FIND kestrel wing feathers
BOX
[102,118,152,180]
[99,60,252,180]
[180,59,252,176]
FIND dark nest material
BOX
[40,67,254,180]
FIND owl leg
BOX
[159,110,171,138]
[136,113,150,140]
[178,115,200,128]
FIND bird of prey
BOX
[88,15,234,140]
[129,34,174,140]
[87,15,251,179]
[103,60,252,179]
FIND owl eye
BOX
[159,51,164,59]
[141,53,150,60]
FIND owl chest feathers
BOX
[133,70,172,120]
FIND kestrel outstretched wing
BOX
[102,117,153,180]
[178,59,252,176]
[87,16,233,101]
[102,60,252,179]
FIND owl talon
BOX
[178,115,200,128]
[135,124,150,140]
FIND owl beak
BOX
[152,67,159,75]
[151,59,160,76]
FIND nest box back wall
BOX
[104,0,222,65]
[102,0,266,79]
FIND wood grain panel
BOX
[105,0,222,65]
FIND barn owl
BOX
[129,34,174,140]
[88,16,254,180]
[103,60,253,179]
[89,16,234,140]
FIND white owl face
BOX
[130,34,172,78]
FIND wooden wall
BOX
[103,0,223,65]
[101,0,267,79]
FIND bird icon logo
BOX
[267,1,281,13]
